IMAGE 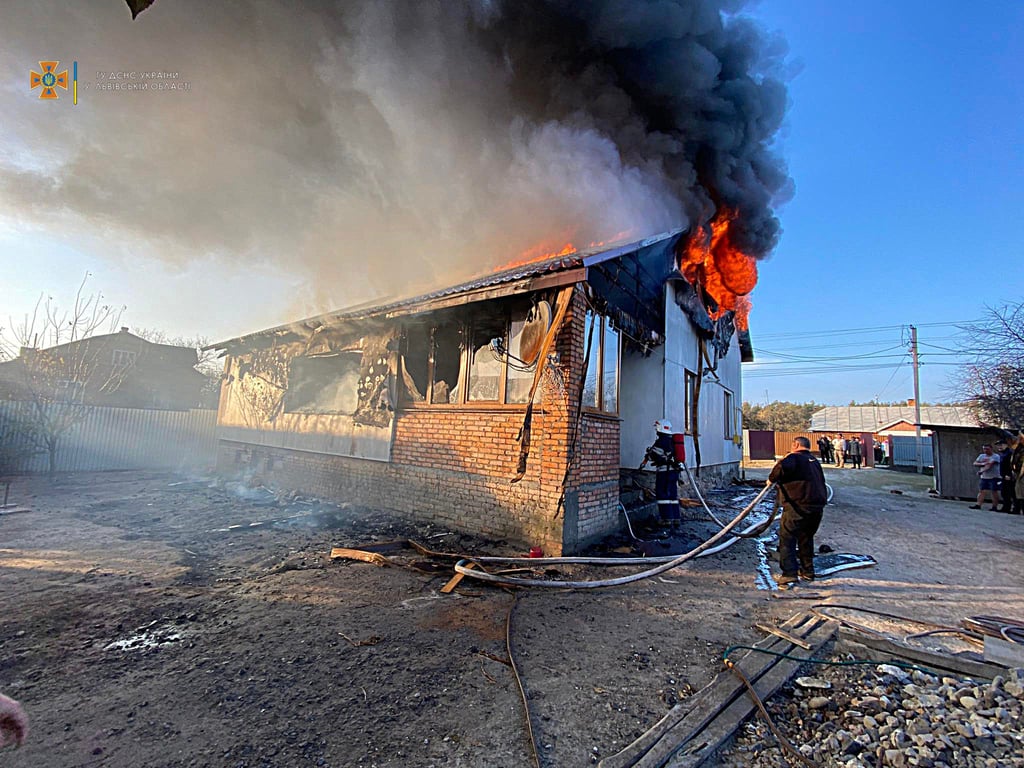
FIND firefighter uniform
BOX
[646,422,681,524]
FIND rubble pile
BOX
[719,662,1024,768]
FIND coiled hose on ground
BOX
[450,482,778,589]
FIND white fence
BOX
[0,401,218,473]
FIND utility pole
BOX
[910,325,923,474]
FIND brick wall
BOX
[215,289,630,555]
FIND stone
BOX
[796,676,832,690]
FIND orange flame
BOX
[681,208,757,331]
[493,230,635,273]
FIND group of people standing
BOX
[816,434,869,468]
[971,433,1024,514]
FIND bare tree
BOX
[955,303,1024,427]
[2,276,126,474]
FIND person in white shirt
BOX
[970,444,1002,510]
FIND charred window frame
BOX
[582,311,621,415]
[399,302,534,407]
[684,369,697,433]
[723,389,734,438]
[283,352,362,415]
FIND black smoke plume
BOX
[1,0,791,318]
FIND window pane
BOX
[724,391,733,437]
[468,315,506,402]
[505,309,534,404]
[582,312,599,408]
[602,321,619,412]
[432,321,464,404]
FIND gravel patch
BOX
[718,660,1024,767]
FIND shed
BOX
[926,424,1008,500]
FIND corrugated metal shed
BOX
[810,405,978,432]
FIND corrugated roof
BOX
[210,230,683,349]
[810,405,979,432]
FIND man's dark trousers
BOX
[1002,477,1016,513]
[778,505,823,577]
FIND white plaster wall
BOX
[618,283,744,472]
[663,283,743,469]
[697,334,743,467]
[619,344,665,469]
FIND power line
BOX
[754,344,906,363]
[754,319,980,342]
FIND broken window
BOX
[468,313,506,402]
[400,323,430,402]
[398,299,548,407]
[431,320,464,404]
[505,308,534,404]
[284,352,362,415]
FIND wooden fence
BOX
[0,401,218,473]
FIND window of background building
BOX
[112,349,137,369]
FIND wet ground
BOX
[1,466,1022,767]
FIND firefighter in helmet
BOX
[645,419,682,526]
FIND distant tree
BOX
[2,276,127,474]
[741,401,768,431]
[954,303,1024,427]
[741,401,818,431]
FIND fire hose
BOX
[449,482,777,589]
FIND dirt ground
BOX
[1,463,1022,767]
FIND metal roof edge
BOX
[207,229,686,350]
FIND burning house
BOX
[209,223,754,555]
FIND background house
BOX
[809,402,977,436]
[0,328,213,410]
[209,232,748,554]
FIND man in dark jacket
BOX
[996,439,1015,513]
[768,436,829,585]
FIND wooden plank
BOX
[755,623,812,650]
[838,630,1004,680]
[663,619,838,768]
[440,562,477,594]
[328,547,391,567]
[984,636,1024,668]
[598,612,816,768]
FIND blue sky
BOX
[744,0,1024,404]
[2,1,1021,406]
